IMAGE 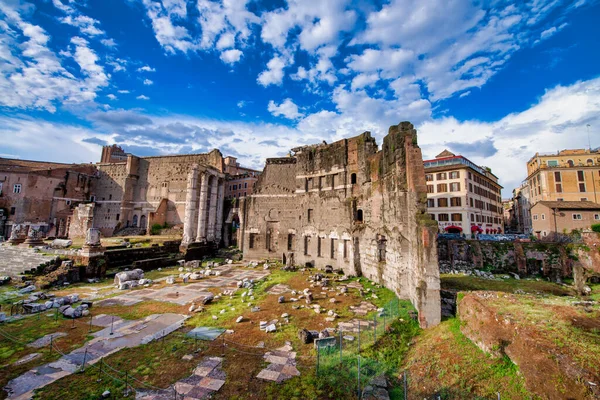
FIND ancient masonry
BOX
[70,149,226,242]
[239,122,441,327]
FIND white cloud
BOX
[197,0,259,49]
[0,114,108,163]
[257,55,287,86]
[268,98,303,120]
[107,58,128,72]
[118,90,130,94]
[346,48,414,78]
[459,91,471,98]
[107,94,117,100]
[138,65,156,72]
[61,14,105,36]
[539,22,568,41]
[540,26,557,40]
[418,77,600,193]
[219,49,243,64]
[350,73,379,90]
[136,94,150,100]
[261,0,356,51]
[237,100,247,108]
[143,79,154,85]
[216,32,235,50]
[141,0,196,54]
[101,38,117,47]
[0,4,109,112]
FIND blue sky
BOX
[1,0,600,194]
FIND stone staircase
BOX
[0,245,58,277]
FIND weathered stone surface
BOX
[298,328,314,344]
[239,122,440,328]
[113,269,144,286]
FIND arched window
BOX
[567,160,574,167]
[356,209,363,222]
[587,159,594,165]
[132,215,138,227]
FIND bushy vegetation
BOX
[592,223,600,233]
[149,223,163,235]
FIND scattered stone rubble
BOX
[114,269,152,290]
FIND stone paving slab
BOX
[337,318,375,333]
[349,301,378,316]
[256,343,299,383]
[0,245,57,277]
[136,357,225,400]
[97,268,269,306]
[27,332,67,348]
[4,313,188,400]
[266,284,292,295]
[346,281,364,290]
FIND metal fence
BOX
[315,298,408,399]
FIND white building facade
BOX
[424,150,504,235]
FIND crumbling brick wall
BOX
[240,122,441,328]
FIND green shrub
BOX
[592,223,600,233]
[150,223,162,235]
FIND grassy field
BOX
[403,317,535,399]
[0,264,420,400]
[2,264,598,400]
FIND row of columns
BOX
[183,165,225,246]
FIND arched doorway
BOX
[139,215,147,230]
[132,214,138,227]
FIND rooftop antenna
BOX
[587,124,592,151]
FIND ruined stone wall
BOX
[94,163,127,235]
[438,238,573,280]
[95,150,226,237]
[0,161,96,237]
[240,122,441,328]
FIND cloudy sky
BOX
[1,0,599,195]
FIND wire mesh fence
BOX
[315,297,408,399]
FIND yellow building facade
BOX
[526,149,600,204]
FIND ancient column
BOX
[215,179,225,243]
[182,165,199,246]
[196,173,209,242]
[207,175,219,241]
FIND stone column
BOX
[207,175,219,241]
[196,173,209,242]
[182,165,199,246]
[215,179,225,243]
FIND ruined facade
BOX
[239,122,441,327]
[0,158,97,239]
[81,147,226,242]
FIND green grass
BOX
[441,274,574,296]
[403,317,534,399]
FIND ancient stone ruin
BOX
[239,121,441,327]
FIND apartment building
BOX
[223,156,260,200]
[424,150,503,234]
[526,148,600,204]
[512,181,532,234]
[530,201,600,237]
